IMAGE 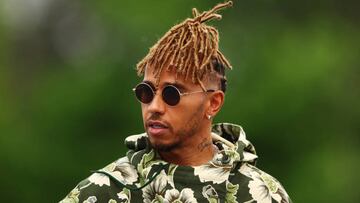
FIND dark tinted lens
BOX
[162,85,180,106]
[135,83,153,104]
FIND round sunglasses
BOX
[133,82,215,106]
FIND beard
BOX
[149,104,204,152]
[151,140,181,152]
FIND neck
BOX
[158,128,215,166]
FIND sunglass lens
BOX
[135,83,153,104]
[163,86,180,106]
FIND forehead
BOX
[143,66,198,89]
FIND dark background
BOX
[0,0,359,202]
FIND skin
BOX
[140,65,225,166]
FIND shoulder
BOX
[230,163,292,203]
[60,156,137,203]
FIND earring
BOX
[207,115,212,120]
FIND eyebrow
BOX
[142,80,188,91]
[142,80,156,90]
[163,82,188,91]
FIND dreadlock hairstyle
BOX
[136,1,233,92]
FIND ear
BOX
[207,91,225,117]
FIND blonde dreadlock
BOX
[136,1,233,88]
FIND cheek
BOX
[182,97,207,113]
[140,104,147,120]
[170,103,205,124]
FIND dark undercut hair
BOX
[212,59,227,93]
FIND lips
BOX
[146,120,169,136]
[147,120,168,128]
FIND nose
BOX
[146,91,166,114]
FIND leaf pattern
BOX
[60,123,292,203]
[225,181,239,203]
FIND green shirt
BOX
[60,123,292,203]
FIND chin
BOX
[149,139,181,152]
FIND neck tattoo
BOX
[197,138,213,152]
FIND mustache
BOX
[148,113,162,121]
[146,113,172,130]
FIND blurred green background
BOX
[0,0,359,202]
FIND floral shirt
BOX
[60,123,292,203]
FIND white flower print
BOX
[239,164,289,203]
[202,185,219,203]
[89,157,138,187]
[194,163,230,184]
[242,151,258,162]
[117,193,128,200]
[194,150,240,184]
[60,123,292,203]
[117,188,131,202]
[248,173,281,203]
[60,187,80,203]
[142,170,168,203]
[164,188,198,203]
[82,196,97,203]
[99,157,138,185]
[88,173,110,187]
[125,134,146,143]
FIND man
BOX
[61,1,292,202]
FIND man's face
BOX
[140,66,209,152]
